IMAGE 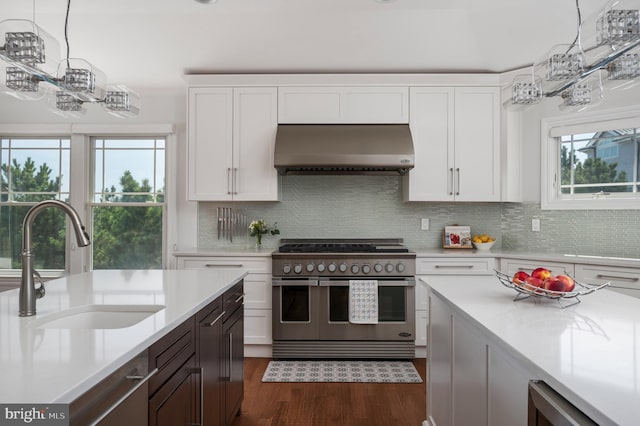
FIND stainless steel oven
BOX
[271,238,416,359]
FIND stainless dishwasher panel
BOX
[528,380,597,426]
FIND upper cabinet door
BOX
[404,87,455,201]
[404,86,501,202]
[278,86,409,123]
[233,87,279,201]
[188,87,234,201]
[187,87,279,201]
[453,87,501,202]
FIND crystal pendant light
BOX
[0,19,60,100]
[558,71,604,112]
[102,85,141,118]
[503,74,543,111]
[57,58,107,102]
[47,90,86,118]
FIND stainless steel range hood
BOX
[274,124,415,175]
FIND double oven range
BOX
[271,238,416,359]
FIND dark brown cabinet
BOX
[223,296,244,425]
[148,317,198,426]
[197,297,225,426]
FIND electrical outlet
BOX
[421,218,430,230]
[531,218,541,232]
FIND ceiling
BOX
[1,0,607,94]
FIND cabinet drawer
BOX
[499,259,574,277]
[574,264,640,298]
[177,256,271,273]
[417,257,496,275]
[223,281,245,319]
[148,317,196,396]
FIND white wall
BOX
[519,84,640,202]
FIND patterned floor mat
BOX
[261,360,423,383]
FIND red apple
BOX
[525,276,544,291]
[544,277,566,292]
[556,274,575,292]
[512,271,530,285]
[531,267,552,281]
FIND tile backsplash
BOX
[198,175,640,258]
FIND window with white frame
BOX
[542,109,640,210]
[0,137,71,272]
[91,137,166,270]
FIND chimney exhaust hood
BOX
[274,124,415,175]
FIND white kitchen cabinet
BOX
[428,292,453,426]
[277,86,409,123]
[404,86,501,202]
[176,255,273,354]
[416,256,495,359]
[417,256,496,276]
[487,344,529,426]
[499,258,575,277]
[187,87,279,201]
[453,315,488,426]
[574,264,640,298]
[428,289,530,426]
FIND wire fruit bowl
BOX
[495,270,609,308]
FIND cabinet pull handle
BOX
[448,168,454,195]
[435,264,474,269]
[204,263,243,268]
[227,168,232,195]
[93,368,159,425]
[234,294,244,304]
[596,274,639,282]
[233,167,238,195]
[229,332,233,382]
[204,311,225,327]
[456,168,460,196]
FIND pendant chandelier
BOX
[505,0,640,112]
[0,0,140,118]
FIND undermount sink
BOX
[31,304,165,329]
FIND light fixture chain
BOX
[64,0,71,68]
[567,0,584,55]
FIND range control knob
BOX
[385,263,395,273]
[306,263,315,273]
[339,263,348,273]
[396,263,406,273]
[328,263,337,273]
[351,264,360,274]
[293,264,303,274]
[316,263,326,273]
[374,263,383,273]
[362,264,371,274]
[283,264,292,274]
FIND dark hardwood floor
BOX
[231,358,426,426]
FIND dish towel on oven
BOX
[349,280,378,324]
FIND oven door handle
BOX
[319,280,415,287]
[272,279,319,287]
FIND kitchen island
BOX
[423,275,640,426]
[0,268,247,405]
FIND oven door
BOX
[318,279,415,341]
[272,279,320,340]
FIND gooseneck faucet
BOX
[19,200,91,317]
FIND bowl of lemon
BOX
[472,234,495,251]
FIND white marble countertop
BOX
[173,247,274,257]
[174,246,640,268]
[423,275,640,426]
[0,269,247,404]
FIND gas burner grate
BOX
[278,243,409,253]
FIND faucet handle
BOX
[33,269,46,299]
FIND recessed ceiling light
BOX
[375,0,398,3]
[194,0,217,3]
